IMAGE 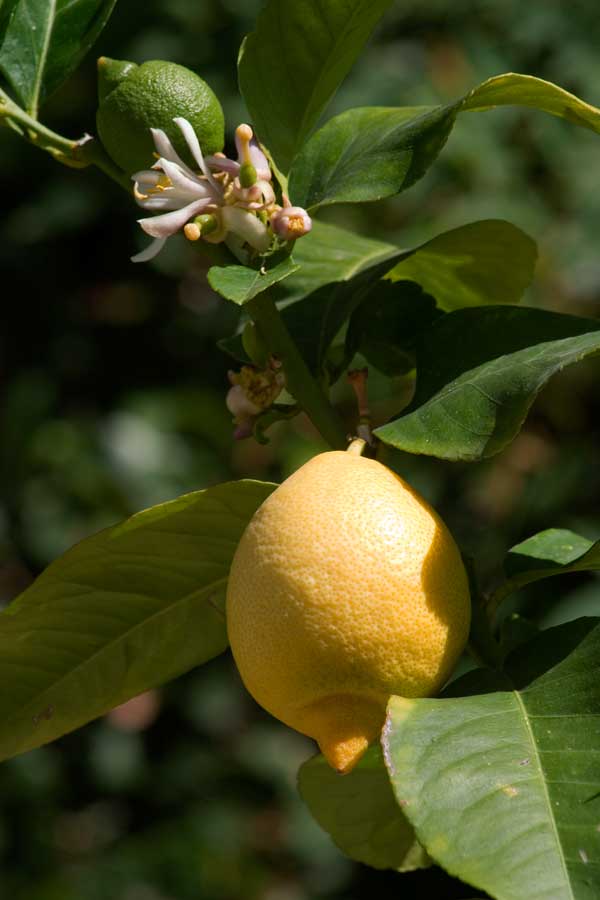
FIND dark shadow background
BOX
[1,1,599,897]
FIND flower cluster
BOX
[226,362,285,439]
[131,118,311,262]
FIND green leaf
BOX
[388,220,538,312]
[238,0,393,174]
[273,220,399,306]
[217,221,399,365]
[490,529,600,613]
[0,480,275,763]
[346,280,442,376]
[375,307,600,461]
[0,0,117,117]
[288,105,454,210]
[280,252,405,373]
[383,618,600,900]
[289,73,600,210]
[298,745,430,871]
[461,72,600,132]
[207,256,299,305]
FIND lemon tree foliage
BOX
[490,529,600,615]
[288,74,600,210]
[0,0,117,116]
[375,308,600,461]
[384,618,600,900]
[387,220,538,313]
[207,255,299,305]
[238,0,394,174]
[2,1,600,897]
[298,745,430,871]
[0,481,274,763]
[219,219,536,371]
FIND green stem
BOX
[246,291,347,450]
[0,88,130,191]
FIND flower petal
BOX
[150,128,195,176]
[159,157,217,199]
[132,169,162,187]
[206,155,240,176]
[248,140,271,180]
[135,194,193,212]
[138,198,213,238]
[222,206,271,253]
[131,236,167,263]
[173,117,218,189]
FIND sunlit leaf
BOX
[383,618,600,899]
[388,220,537,312]
[288,105,453,210]
[208,256,299,305]
[490,528,600,613]
[288,73,600,210]
[375,307,600,461]
[0,480,275,762]
[238,0,393,173]
[0,0,117,117]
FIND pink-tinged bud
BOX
[271,205,312,240]
[226,384,262,419]
[233,420,255,440]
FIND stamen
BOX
[184,223,201,241]
[235,124,254,165]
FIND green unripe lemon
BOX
[96,58,225,175]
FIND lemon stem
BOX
[0,88,130,190]
[246,290,347,449]
[346,438,367,457]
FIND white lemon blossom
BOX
[132,118,311,262]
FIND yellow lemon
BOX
[226,446,471,774]
[96,58,225,175]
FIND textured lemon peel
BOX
[299,693,387,774]
[226,451,471,774]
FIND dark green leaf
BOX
[238,0,394,174]
[0,480,275,763]
[0,0,117,117]
[289,73,600,210]
[375,307,600,461]
[490,529,600,613]
[0,0,19,45]
[273,220,399,306]
[346,280,441,375]
[288,105,454,210]
[388,220,538,312]
[383,618,600,900]
[498,614,540,660]
[217,222,400,364]
[208,256,299,305]
[280,252,405,373]
[298,745,430,871]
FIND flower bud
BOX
[271,205,312,240]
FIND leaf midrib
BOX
[513,688,574,898]
[29,0,56,116]
[294,0,379,163]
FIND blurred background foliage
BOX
[1,1,599,897]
